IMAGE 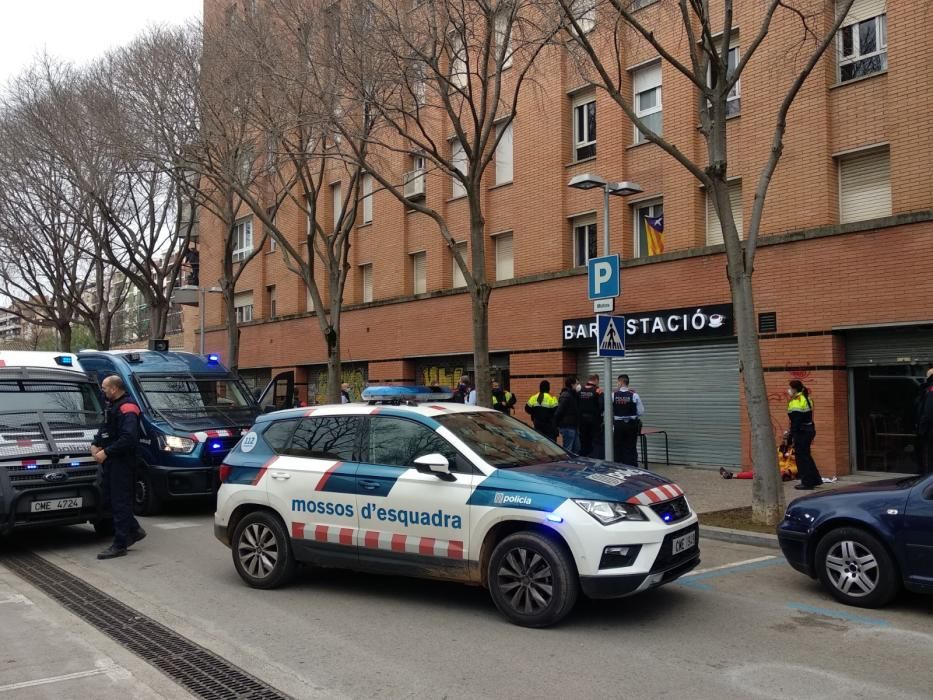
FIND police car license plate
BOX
[672,530,697,555]
[30,497,83,513]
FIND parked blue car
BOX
[777,473,933,608]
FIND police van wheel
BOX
[232,511,295,589]
[133,468,162,516]
[488,532,578,628]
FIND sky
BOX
[0,0,203,86]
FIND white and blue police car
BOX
[214,386,699,627]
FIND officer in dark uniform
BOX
[612,374,645,467]
[578,374,604,458]
[92,375,146,560]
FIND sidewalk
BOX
[648,463,890,514]
[0,563,192,700]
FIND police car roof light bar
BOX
[361,385,454,405]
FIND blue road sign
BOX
[587,254,620,300]
[596,315,626,357]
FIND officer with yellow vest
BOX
[525,380,559,440]
[491,380,517,414]
[786,379,823,490]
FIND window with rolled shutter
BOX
[412,252,427,294]
[361,264,373,303]
[838,147,891,223]
[452,242,467,288]
[706,180,743,245]
[495,233,514,281]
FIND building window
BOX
[634,200,664,258]
[361,263,373,303]
[332,182,343,230]
[451,140,467,199]
[232,218,253,263]
[838,146,891,223]
[633,61,662,144]
[706,180,743,245]
[495,8,513,69]
[570,0,596,35]
[452,242,467,288]
[495,233,514,281]
[495,122,513,185]
[449,32,467,88]
[838,3,887,83]
[234,291,254,324]
[405,154,426,200]
[411,252,427,294]
[266,285,277,318]
[572,215,598,267]
[572,92,596,161]
[362,173,374,223]
[709,44,741,117]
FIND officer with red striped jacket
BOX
[92,375,147,560]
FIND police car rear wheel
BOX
[488,532,578,628]
[232,512,295,589]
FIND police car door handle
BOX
[269,471,291,480]
[359,479,380,490]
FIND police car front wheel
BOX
[232,511,295,589]
[488,532,578,628]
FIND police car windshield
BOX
[435,411,569,468]
[140,378,253,419]
[0,380,101,422]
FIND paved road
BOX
[3,505,932,699]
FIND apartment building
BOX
[200,0,933,475]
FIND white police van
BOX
[215,387,699,627]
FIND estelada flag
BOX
[644,215,664,256]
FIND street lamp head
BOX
[608,181,644,197]
[567,173,608,190]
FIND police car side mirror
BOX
[414,453,451,477]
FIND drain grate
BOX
[2,551,291,700]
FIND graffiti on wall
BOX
[420,366,468,389]
[313,366,367,404]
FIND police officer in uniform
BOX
[491,380,517,414]
[578,374,604,458]
[524,380,559,440]
[612,374,645,466]
[92,375,146,560]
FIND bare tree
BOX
[557,0,856,523]
[336,0,560,407]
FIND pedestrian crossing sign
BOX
[596,315,626,357]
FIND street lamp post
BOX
[568,174,643,461]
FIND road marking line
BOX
[786,602,889,627]
[0,666,117,693]
[686,555,777,577]
[154,521,200,530]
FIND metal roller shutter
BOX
[840,0,886,26]
[839,148,891,223]
[583,341,741,467]
[845,328,933,366]
[706,181,743,245]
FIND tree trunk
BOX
[326,323,340,404]
[57,324,73,353]
[470,286,491,407]
[148,302,169,341]
[223,289,239,371]
[729,268,785,525]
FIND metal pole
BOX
[199,287,205,356]
[602,185,614,462]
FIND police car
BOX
[214,387,699,627]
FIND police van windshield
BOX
[435,411,569,468]
[0,380,102,423]
[139,378,254,425]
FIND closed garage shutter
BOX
[582,342,741,467]
[706,180,743,245]
[839,148,891,224]
[846,328,933,366]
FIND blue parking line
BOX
[785,603,890,627]
[677,557,786,591]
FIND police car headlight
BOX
[574,499,646,525]
[158,434,196,454]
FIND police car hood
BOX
[483,458,678,502]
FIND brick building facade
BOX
[201,0,933,475]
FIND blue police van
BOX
[78,349,270,515]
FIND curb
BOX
[700,524,781,550]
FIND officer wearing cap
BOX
[92,375,146,560]
[612,374,645,466]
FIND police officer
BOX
[491,380,516,414]
[787,379,823,490]
[524,380,559,440]
[612,374,645,466]
[92,375,146,560]
[578,374,604,458]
